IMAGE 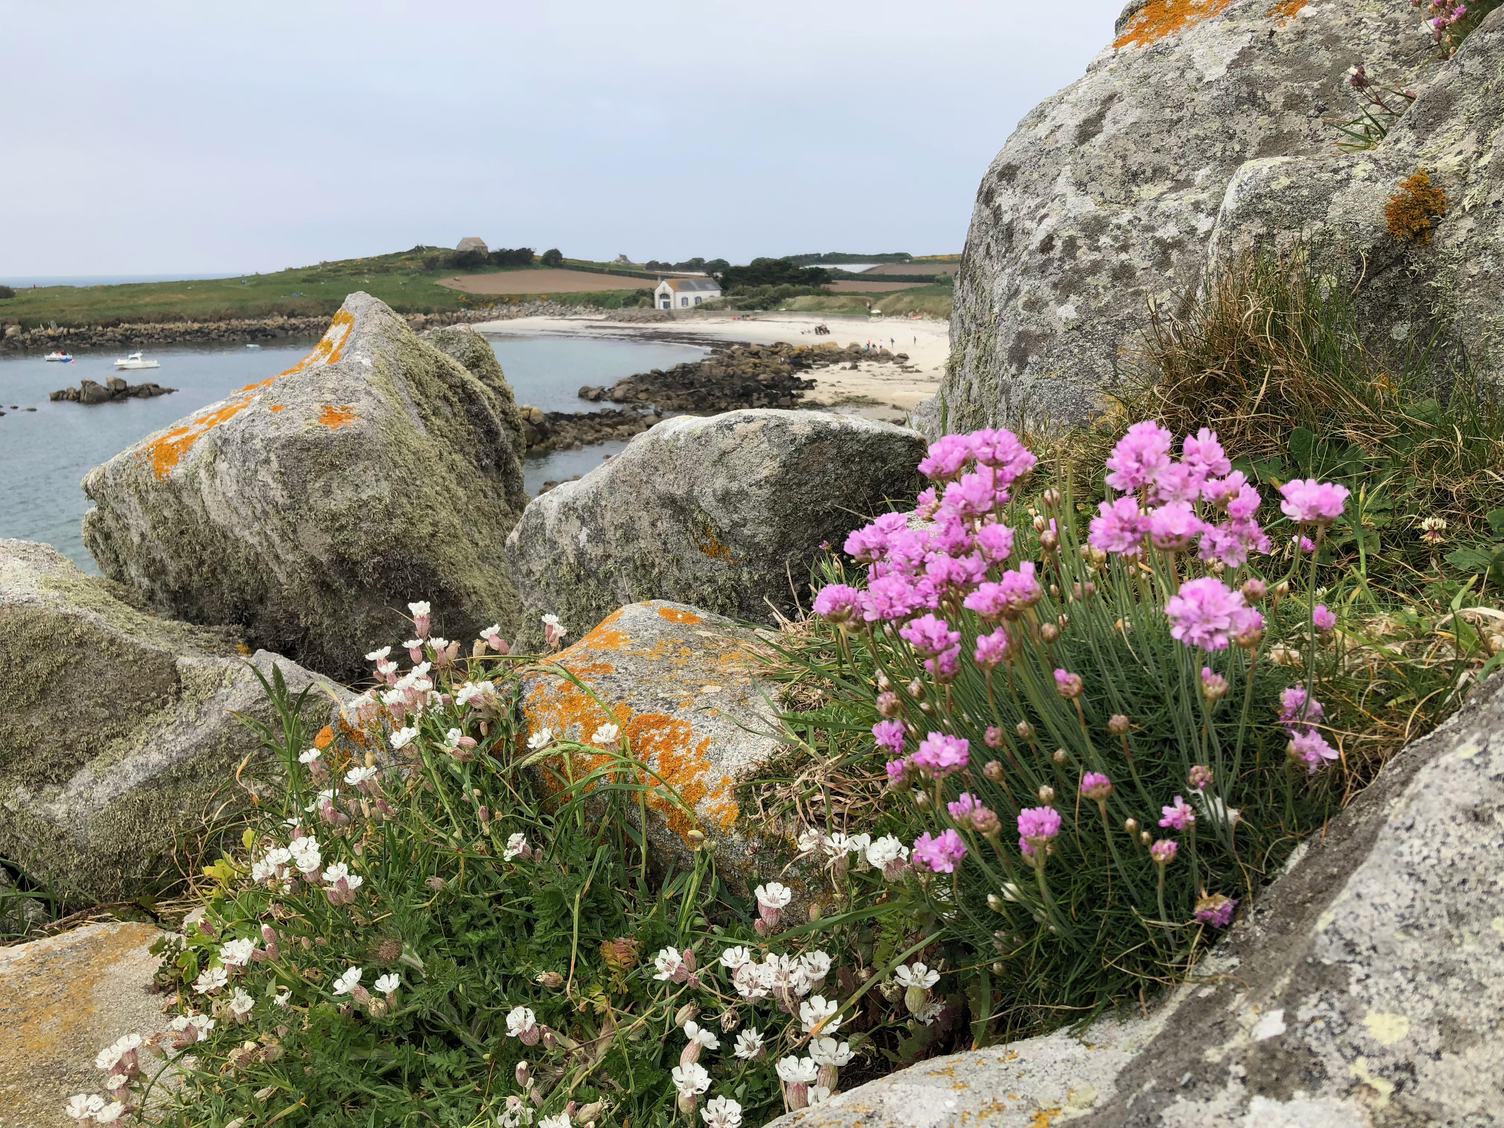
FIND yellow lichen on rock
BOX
[1113,0,1234,48]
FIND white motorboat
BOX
[44,351,73,363]
[114,351,160,370]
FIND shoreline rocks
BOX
[80,293,529,681]
[49,376,176,404]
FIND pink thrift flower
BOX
[917,434,975,482]
[912,829,968,873]
[1079,771,1113,801]
[1105,421,1173,493]
[1194,893,1238,928]
[1279,478,1350,525]
[843,512,908,564]
[973,627,1010,669]
[861,574,924,623]
[1151,461,1206,506]
[873,720,906,756]
[1312,604,1336,631]
[969,427,1038,484]
[1289,727,1339,772]
[812,584,862,623]
[1089,495,1147,557]
[974,521,1016,563]
[1053,668,1083,699]
[994,562,1043,614]
[1158,795,1196,830]
[1182,428,1232,478]
[1150,838,1178,865]
[884,758,909,783]
[1017,806,1062,858]
[1165,577,1248,652]
[900,614,961,657]
[947,792,985,821]
[942,465,1009,518]
[909,732,970,779]
[1279,687,1324,727]
[924,647,962,682]
[1147,501,1203,552]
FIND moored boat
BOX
[114,351,160,370]
[44,351,73,363]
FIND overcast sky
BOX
[1,1,1124,276]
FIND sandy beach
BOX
[471,311,948,421]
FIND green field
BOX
[781,282,954,319]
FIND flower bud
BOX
[1124,817,1138,834]
[908,678,925,699]
[1241,578,1267,602]
[876,691,901,718]
[1139,831,1152,846]
[1052,748,1068,764]
[535,971,564,989]
[984,726,1003,749]
[1016,721,1034,740]
[1040,623,1060,643]
[1108,714,1131,736]
[1037,785,1055,804]
[1042,487,1062,508]
[1040,530,1059,552]
[983,759,1004,782]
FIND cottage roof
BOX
[456,236,488,253]
[661,277,721,293]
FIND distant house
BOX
[654,276,722,310]
[455,236,488,254]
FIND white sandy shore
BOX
[471,312,948,421]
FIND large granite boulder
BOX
[945,0,1423,430]
[82,292,527,680]
[518,600,790,895]
[1210,8,1504,373]
[0,539,343,903]
[505,410,923,648]
[769,671,1504,1127]
[0,922,167,1128]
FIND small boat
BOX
[114,351,161,370]
[245,343,261,350]
[44,351,73,363]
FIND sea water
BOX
[0,334,706,571]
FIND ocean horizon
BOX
[2,272,244,289]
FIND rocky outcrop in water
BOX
[768,670,1504,1127]
[945,0,1422,430]
[80,292,528,680]
[0,539,341,902]
[505,409,924,649]
[48,376,176,404]
[518,404,666,456]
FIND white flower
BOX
[541,613,562,628]
[65,1094,105,1120]
[322,862,363,889]
[428,636,450,651]
[219,938,255,967]
[93,1034,141,1071]
[798,950,832,983]
[538,1115,571,1128]
[915,997,945,1025]
[701,1095,744,1128]
[93,1102,127,1124]
[718,945,754,970]
[345,765,379,786]
[403,637,423,650]
[796,828,824,855]
[389,727,418,751]
[865,835,908,869]
[407,601,431,617]
[826,831,870,856]
[652,947,686,981]
[731,962,770,999]
[298,747,322,764]
[455,681,498,708]
[683,1020,720,1050]
[505,1006,537,1038]
[754,882,792,911]
[670,1061,710,1098]
[808,1085,833,1106]
[374,973,400,995]
[799,995,840,1035]
[194,966,228,994]
[273,988,291,1007]
[809,1037,853,1067]
[288,836,322,874]
[526,728,553,751]
[228,988,255,1017]
[590,722,619,745]
[365,645,392,662]
[332,966,363,996]
[503,832,529,861]
[732,1027,764,1059]
[893,962,940,989]
[775,1055,819,1084]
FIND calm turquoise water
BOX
[0,334,705,571]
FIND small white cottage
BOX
[654,276,722,309]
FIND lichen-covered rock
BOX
[518,600,789,893]
[505,410,923,647]
[1210,8,1504,373]
[0,922,166,1128]
[81,292,527,680]
[770,671,1504,1127]
[946,0,1422,430]
[0,539,343,902]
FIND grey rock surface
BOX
[769,671,1504,1126]
[0,539,343,902]
[518,600,790,895]
[1209,8,1504,375]
[504,409,923,648]
[81,292,527,680]
[947,0,1422,430]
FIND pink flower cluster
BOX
[1279,686,1338,772]
[1089,423,1270,568]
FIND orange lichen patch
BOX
[697,524,736,562]
[313,725,335,750]
[268,404,286,413]
[657,606,703,625]
[318,404,358,429]
[1385,168,1449,245]
[1113,0,1233,47]
[1268,0,1308,20]
[137,308,359,478]
[1029,1109,1064,1128]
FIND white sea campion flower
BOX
[345,765,379,786]
[799,950,832,983]
[503,832,530,861]
[92,1102,127,1124]
[893,962,940,989]
[541,612,567,648]
[365,645,391,662]
[865,835,908,870]
[526,728,553,751]
[799,995,840,1034]
[538,1115,571,1128]
[288,836,322,874]
[775,1055,819,1084]
[194,967,228,994]
[273,988,291,1007]
[374,973,400,995]
[796,828,824,855]
[388,727,418,751]
[653,946,688,982]
[506,1005,541,1045]
[810,1037,853,1067]
[719,945,754,970]
[65,1094,106,1121]
[219,938,255,967]
[455,680,498,709]
[733,1026,764,1059]
[590,722,619,745]
[407,601,430,617]
[671,1061,710,1098]
[332,966,363,996]
[94,1034,142,1072]
[228,988,255,1018]
[683,1020,720,1050]
[298,747,322,764]
[701,1095,744,1128]
[755,882,793,910]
